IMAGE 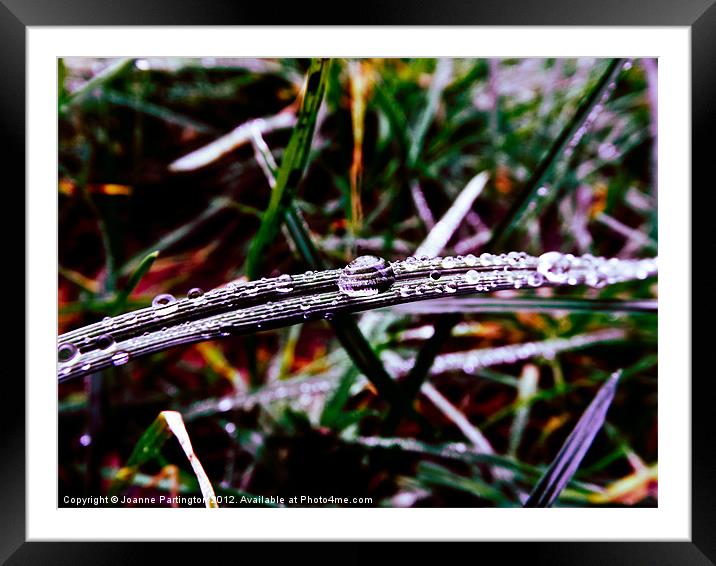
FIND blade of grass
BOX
[245,58,330,279]
[396,296,658,315]
[60,57,135,110]
[490,58,626,251]
[414,171,489,258]
[508,364,540,457]
[110,250,159,315]
[109,410,218,508]
[523,370,622,507]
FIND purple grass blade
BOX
[523,370,622,507]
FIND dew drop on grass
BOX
[537,251,572,284]
[152,293,178,315]
[187,287,204,299]
[58,343,79,363]
[527,272,544,287]
[111,351,130,366]
[338,255,395,298]
[276,274,294,293]
[96,334,115,350]
[465,270,480,285]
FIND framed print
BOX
[3,0,712,563]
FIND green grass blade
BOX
[490,59,626,251]
[524,370,622,507]
[61,57,135,111]
[110,250,159,315]
[245,58,330,279]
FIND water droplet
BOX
[404,257,418,272]
[429,270,441,281]
[58,343,79,363]
[537,252,572,284]
[187,287,204,299]
[96,334,115,351]
[275,274,294,293]
[324,312,334,320]
[465,270,480,285]
[464,254,477,267]
[152,293,178,315]
[338,255,395,298]
[225,422,237,435]
[79,433,92,447]
[537,186,549,197]
[152,293,175,307]
[444,282,457,293]
[111,351,130,366]
[479,253,493,266]
[441,257,456,269]
[102,316,112,326]
[527,272,544,287]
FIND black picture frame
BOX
[3,1,711,563]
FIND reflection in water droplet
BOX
[338,255,395,298]
[537,252,572,284]
[111,351,130,366]
[58,343,79,363]
[152,293,178,315]
[187,287,204,299]
[96,334,115,351]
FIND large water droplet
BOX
[58,343,79,364]
[464,254,477,267]
[537,252,572,284]
[111,351,130,366]
[338,255,395,298]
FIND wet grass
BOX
[58,57,658,509]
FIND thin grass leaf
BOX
[169,108,296,172]
[245,58,330,278]
[109,410,218,508]
[408,58,453,168]
[110,250,159,315]
[61,57,135,110]
[508,364,540,457]
[414,171,489,257]
[396,296,658,315]
[523,370,622,507]
[490,58,626,251]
